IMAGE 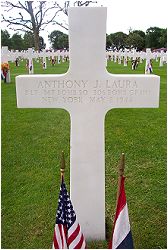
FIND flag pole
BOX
[116,153,125,208]
[60,151,65,179]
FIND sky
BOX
[1,0,168,49]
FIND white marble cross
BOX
[27,48,34,74]
[1,46,11,83]
[159,50,165,67]
[131,48,137,60]
[118,50,122,64]
[145,48,154,74]
[56,50,61,64]
[124,49,128,66]
[114,50,117,63]
[40,49,47,69]
[16,7,160,240]
[1,46,9,63]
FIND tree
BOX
[23,31,34,49]
[48,30,68,49]
[159,28,167,48]
[106,34,112,49]
[1,1,97,51]
[131,30,145,39]
[126,32,145,50]
[39,36,46,50]
[23,31,46,50]
[110,32,128,50]
[11,33,24,50]
[1,29,12,48]
[145,27,164,49]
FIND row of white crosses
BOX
[1,46,69,75]
[2,45,166,77]
[106,48,167,72]
[16,7,160,240]
[48,49,69,64]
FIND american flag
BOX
[52,177,86,249]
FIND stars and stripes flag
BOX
[52,176,86,249]
[109,176,134,249]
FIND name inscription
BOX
[24,79,151,105]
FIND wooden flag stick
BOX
[116,153,125,208]
[60,151,65,178]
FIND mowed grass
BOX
[1,58,167,249]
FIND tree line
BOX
[106,27,167,51]
[1,1,167,51]
[1,1,96,51]
[1,26,167,51]
[1,30,46,51]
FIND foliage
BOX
[106,33,112,49]
[107,27,167,50]
[146,27,167,49]
[23,32,35,49]
[23,32,46,50]
[1,23,167,51]
[1,30,46,51]
[109,32,128,50]
[126,32,145,50]
[11,33,24,50]
[39,36,46,50]
[132,30,146,38]
[159,28,167,48]
[48,30,68,50]
[1,29,12,49]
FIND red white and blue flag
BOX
[52,177,86,249]
[109,176,134,249]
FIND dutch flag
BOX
[109,176,134,249]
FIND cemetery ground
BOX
[1,59,166,249]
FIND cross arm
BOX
[16,72,160,113]
[16,74,72,110]
[102,73,160,111]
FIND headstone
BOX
[57,50,61,64]
[124,49,128,66]
[51,50,55,66]
[139,51,143,63]
[132,48,137,60]
[111,51,113,61]
[16,7,160,240]
[118,51,121,64]
[155,51,158,62]
[131,48,138,70]
[41,50,47,69]
[61,50,65,63]
[114,50,117,63]
[27,48,34,74]
[159,50,164,67]
[1,46,11,83]
[1,46,9,63]
[145,48,153,74]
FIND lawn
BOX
[1,59,167,249]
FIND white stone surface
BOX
[16,7,160,240]
[145,48,153,74]
[1,46,11,83]
[159,50,164,67]
[124,49,128,66]
[1,46,9,63]
[27,48,34,74]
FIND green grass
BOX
[1,59,167,249]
